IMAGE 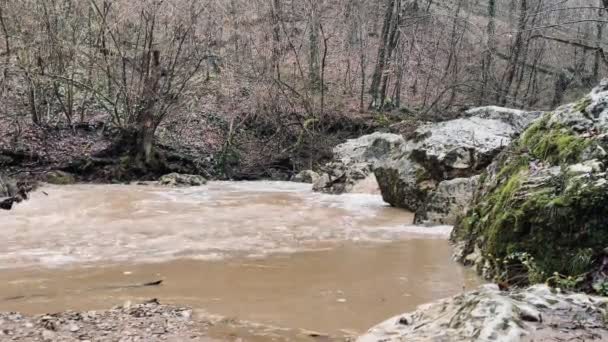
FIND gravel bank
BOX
[0,300,210,342]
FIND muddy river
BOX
[0,182,480,337]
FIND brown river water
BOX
[0,182,480,337]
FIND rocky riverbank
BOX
[4,284,607,342]
[358,284,608,342]
[0,301,204,342]
[0,300,353,342]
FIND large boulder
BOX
[374,106,541,224]
[313,133,406,194]
[374,157,429,210]
[452,80,608,288]
[409,107,540,180]
[358,284,608,342]
[414,176,480,225]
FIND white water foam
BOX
[0,182,452,268]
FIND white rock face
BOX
[408,106,542,180]
[313,133,407,194]
[358,285,608,342]
[467,106,542,132]
[332,132,408,166]
[374,107,541,224]
[413,115,520,173]
[315,108,541,224]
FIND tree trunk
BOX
[594,1,605,82]
[378,0,402,109]
[135,50,162,165]
[271,0,282,80]
[498,0,527,106]
[308,0,321,89]
[369,0,396,109]
[480,0,496,105]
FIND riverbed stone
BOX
[358,284,608,342]
[158,173,207,187]
[452,80,608,287]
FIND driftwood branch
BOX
[2,280,164,301]
[494,50,559,76]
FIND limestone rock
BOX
[414,176,480,225]
[313,133,406,194]
[411,108,539,179]
[358,285,608,342]
[374,158,429,211]
[313,107,540,224]
[466,105,542,132]
[374,106,540,220]
[159,173,207,187]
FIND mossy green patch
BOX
[521,115,589,165]
[573,96,592,113]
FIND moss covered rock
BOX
[452,81,608,289]
[159,173,207,187]
[44,171,76,185]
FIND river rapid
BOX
[0,181,480,337]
